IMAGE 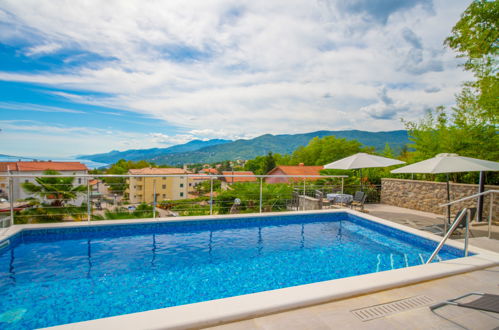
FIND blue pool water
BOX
[0,212,466,329]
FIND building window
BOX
[189,183,192,187]
[25,179,29,183]
[162,185,166,189]
[180,183,184,188]
[180,192,184,197]
[162,194,166,198]
[78,178,82,184]
[162,177,166,180]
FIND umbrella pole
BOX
[446,173,450,231]
[360,168,363,192]
[477,171,485,222]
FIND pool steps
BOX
[0,239,9,250]
[375,253,442,272]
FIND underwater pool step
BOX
[0,239,9,250]
[351,295,434,321]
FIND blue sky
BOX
[0,0,471,158]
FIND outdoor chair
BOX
[315,190,331,209]
[349,191,366,211]
[424,207,476,236]
[430,292,499,314]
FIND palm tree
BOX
[22,170,87,206]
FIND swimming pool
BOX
[0,211,477,329]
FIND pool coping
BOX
[1,210,497,330]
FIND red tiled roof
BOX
[267,165,323,181]
[0,162,18,172]
[128,167,189,175]
[199,168,218,174]
[268,165,323,176]
[0,161,88,172]
[221,171,257,182]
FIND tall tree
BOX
[291,136,367,165]
[445,0,498,124]
[404,1,498,183]
[263,152,276,174]
[382,143,394,158]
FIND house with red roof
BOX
[265,164,324,184]
[0,161,88,204]
[199,168,219,175]
[220,171,257,190]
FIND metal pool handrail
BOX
[440,190,497,239]
[426,208,469,264]
[439,190,498,207]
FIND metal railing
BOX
[2,173,364,226]
[440,190,497,239]
[426,208,471,264]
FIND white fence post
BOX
[8,170,14,227]
[259,178,263,213]
[210,177,213,215]
[153,179,156,218]
[87,178,91,222]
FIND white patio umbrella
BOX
[324,153,405,190]
[391,153,499,224]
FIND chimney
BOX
[299,163,304,166]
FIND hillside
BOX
[77,139,230,164]
[80,130,409,165]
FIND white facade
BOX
[0,168,88,206]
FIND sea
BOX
[0,155,108,169]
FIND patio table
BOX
[326,193,353,204]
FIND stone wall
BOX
[381,178,498,222]
[299,195,321,210]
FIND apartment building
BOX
[0,161,89,205]
[127,167,191,203]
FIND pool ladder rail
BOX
[375,253,440,272]
[0,239,10,250]
[426,208,472,264]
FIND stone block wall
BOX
[299,195,321,210]
[381,178,498,221]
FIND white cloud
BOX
[0,102,85,114]
[0,0,473,152]
[150,133,194,145]
[361,87,414,120]
[24,42,62,56]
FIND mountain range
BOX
[78,130,410,165]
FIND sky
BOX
[0,0,472,158]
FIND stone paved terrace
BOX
[364,204,499,251]
[206,266,499,330]
[205,204,499,330]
